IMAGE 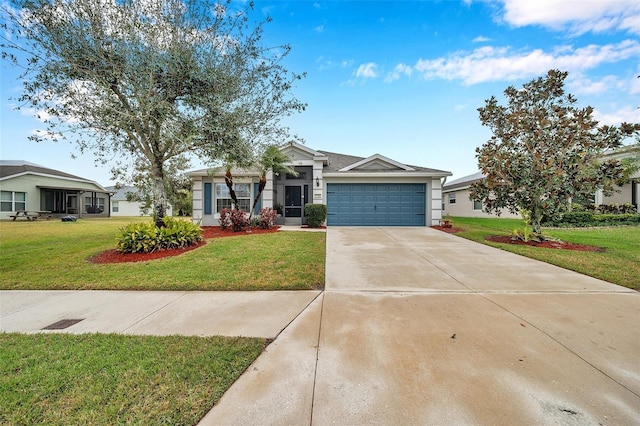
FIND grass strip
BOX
[0,333,266,425]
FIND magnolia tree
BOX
[1,0,305,226]
[470,70,639,236]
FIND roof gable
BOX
[279,141,328,164]
[339,154,415,172]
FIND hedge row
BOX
[547,212,640,227]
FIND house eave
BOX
[322,171,451,179]
[3,171,108,191]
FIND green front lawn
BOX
[0,217,325,290]
[449,217,640,290]
[0,333,266,425]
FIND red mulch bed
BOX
[89,226,281,264]
[431,225,464,234]
[485,235,604,252]
[431,225,603,252]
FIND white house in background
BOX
[188,142,451,227]
[105,185,173,217]
[597,146,639,212]
[0,160,111,220]
[442,171,520,218]
[443,145,640,218]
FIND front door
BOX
[285,186,302,218]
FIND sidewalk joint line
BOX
[121,291,189,333]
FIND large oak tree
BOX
[470,69,639,235]
[1,0,305,226]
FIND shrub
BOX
[593,213,640,226]
[117,217,203,253]
[304,203,327,228]
[257,208,278,229]
[620,203,637,214]
[219,208,232,230]
[229,209,250,232]
[561,211,594,225]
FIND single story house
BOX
[188,142,451,227]
[0,160,112,220]
[442,172,520,219]
[444,145,640,218]
[105,185,173,217]
[597,146,639,211]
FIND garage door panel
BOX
[327,183,426,226]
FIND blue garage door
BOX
[326,183,426,226]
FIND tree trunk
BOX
[152,164,167,228]
[531,204,543,236]
[250,175,267,217]
[225,169,239,210]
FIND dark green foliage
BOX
[116,217,203,253]
[305,204,327,228]
[558,211,595,225]
[549,212,640,227]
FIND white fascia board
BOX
[442,185,471,194]
[322,171,449,179]
[338,154,415,172]
[279,141,322,157]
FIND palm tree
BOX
[251,145,298,216]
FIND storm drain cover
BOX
[42,319,85,330]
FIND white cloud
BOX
[412,40,640,85]
[593,106,640,126]
[384,63,413,83]
[315,25,324,33]
[355,62,379,78]
[629,74,640,95]
[499,0,640,35]
[316,56,353,71]
[472,36,491,43]
[567,74,619,96]
[20,107,51,122]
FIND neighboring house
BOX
[443,145,640,218]
[105,185,173,217]
[0,160,111,220]
[188,142,451,226]
[597,145,639,212]
[442,172,520,219]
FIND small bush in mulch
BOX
[485,235,604,252]
[91,226,281,264]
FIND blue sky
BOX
[1,0,639,186]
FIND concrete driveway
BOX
[202,227,640,425]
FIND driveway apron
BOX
[204,226,640,425]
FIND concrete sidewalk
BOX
[202,227,640,425]
[0,290,321,338]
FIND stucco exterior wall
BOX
[442,188,520,219]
